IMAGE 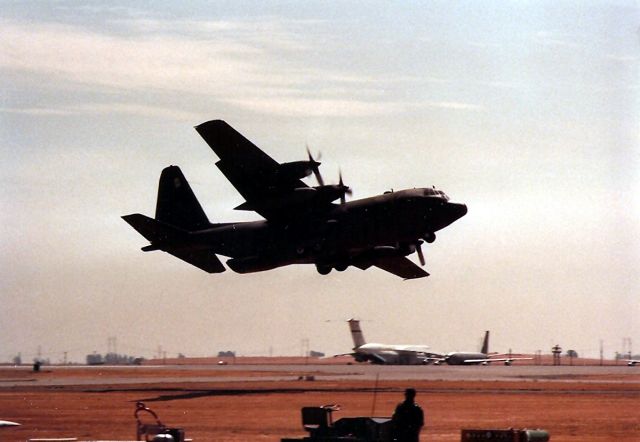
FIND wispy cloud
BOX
[0,102,201,121]
[424,101,484,111]
[1,20,267,95]
[223,97,398,118]
[1,17,484,119]
[533,30,585,49]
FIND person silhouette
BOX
[392,388,424,442]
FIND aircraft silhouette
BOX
[123,120,467,279]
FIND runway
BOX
[2,363,638,387]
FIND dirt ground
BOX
[0,365,638,442]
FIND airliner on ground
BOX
[432,331,532,366]
[338,319,436,365]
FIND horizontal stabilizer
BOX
[122,214,225,273]
[122,213,183,244]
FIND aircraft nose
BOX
[448,202,467,220]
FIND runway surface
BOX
[2,363,638,387]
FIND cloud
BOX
[0,106,75,116]
[424,101,485,111]
[1,18,485,119]
[223,97,398,117]
[0,102,201,121]
[0,20,265,95]
[533,30,585,49]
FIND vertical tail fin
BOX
[481,330,490,354]
[348,319,366,348]
[155,166,209,230]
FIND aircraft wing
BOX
[392,345,431,353]
[356,256,429,280]
[195,120,308,220]
[463,357,532,365]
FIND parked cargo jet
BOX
[432,331,532,366]
[123,120,467,279]
[339,319,436,364]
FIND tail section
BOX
[155,165,210,230]
[122,214,225,273]
[480,330,490,355]
[123,165,225,274]
[122,213,185,245]
[348,319,366,348]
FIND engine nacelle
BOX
[278,161,318,181]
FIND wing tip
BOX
[194,119,226,131]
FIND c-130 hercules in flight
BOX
[123,120,467,279]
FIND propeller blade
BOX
[338,170,351,204]
[416,241,426,266]
[306,145,324,186]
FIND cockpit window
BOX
[423,187,449,201]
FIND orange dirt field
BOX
[0,364,639,442]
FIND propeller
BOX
[306,145,324,186]
[338,170,352,204]
[305,146,353,204]
[416,240,425,266]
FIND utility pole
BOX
[599,340,603,366]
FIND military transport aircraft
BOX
[123,120,467,279]
[338,319,437,364]
[431,331,532,366]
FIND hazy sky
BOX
[1,1,638,363]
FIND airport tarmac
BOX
[1,363,639,441]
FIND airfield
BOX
[1,358,639,441]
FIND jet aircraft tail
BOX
[155,165,210,230]
[480,330,490,354]
[348,319,366,348]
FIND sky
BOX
[1,1,638,363]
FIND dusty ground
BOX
[0,364,638,442]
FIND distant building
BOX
[86,353,104,365]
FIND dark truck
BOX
[281,405,393,442]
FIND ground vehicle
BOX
[281,404,393,442]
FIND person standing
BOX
[392,388,424,442]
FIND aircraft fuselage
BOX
[444,352,488,365]
[187,189,466,274]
